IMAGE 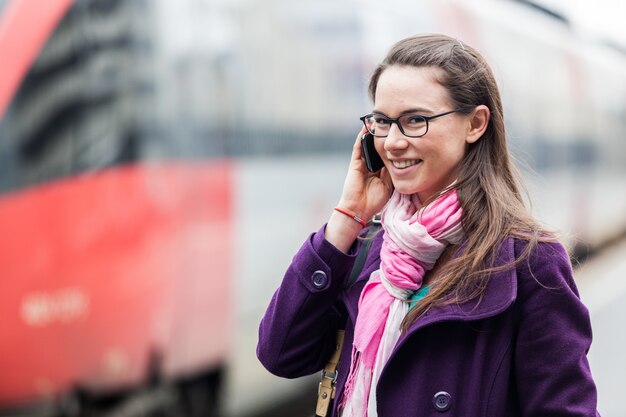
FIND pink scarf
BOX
[341,189,464,417]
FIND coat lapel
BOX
[391,237,518,357]
[343,234,518,362]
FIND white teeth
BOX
[392,160,421,169]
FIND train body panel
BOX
[0,0,73,118]
[0,163,233,406]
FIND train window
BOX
[0,0,361,196]
[0,0,144,194]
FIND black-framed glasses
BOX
[360,109,462,138]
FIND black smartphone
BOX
[361,133,384,173]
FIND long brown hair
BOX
[368,34,553,330]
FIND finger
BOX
[350,126,369,162]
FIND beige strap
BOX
[315,330,345,417]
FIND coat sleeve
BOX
[514,240,600,416]
[256,225,360,378]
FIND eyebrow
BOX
[372,107,434,117]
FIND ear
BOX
[465,105,490,144]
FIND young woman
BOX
[257,34,599,416]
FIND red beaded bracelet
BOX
[334,207,367,227]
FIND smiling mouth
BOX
[391,159,422,169]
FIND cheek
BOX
[435,135,468,163]
[442,143,468,165]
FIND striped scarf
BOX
[341,188,464,417]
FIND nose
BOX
[383,123,410,152]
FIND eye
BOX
[405,115,427,126]
[371,115,390,126]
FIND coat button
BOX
[311,270,327,288]
[432,391,452,412]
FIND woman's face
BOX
[373,65,473,202]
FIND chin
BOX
[391,182,421,196]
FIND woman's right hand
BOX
[324,128,393,252]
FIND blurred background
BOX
[0,0,625,416]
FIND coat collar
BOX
[394,236,518,350]
[346,232,518,335]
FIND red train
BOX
[0,0,232,415]
[1,0,625,416]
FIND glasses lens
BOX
[365,114,390,137]
[400,115,427,137]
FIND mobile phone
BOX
[361,133,384,173]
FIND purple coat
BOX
[257,226,599,416]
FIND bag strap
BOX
[315,215,382,417]
[344,213,382,290]
[315,329,344,417]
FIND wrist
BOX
[333,207,366,228]
[325,210,364,253]
[336,198,374,222]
